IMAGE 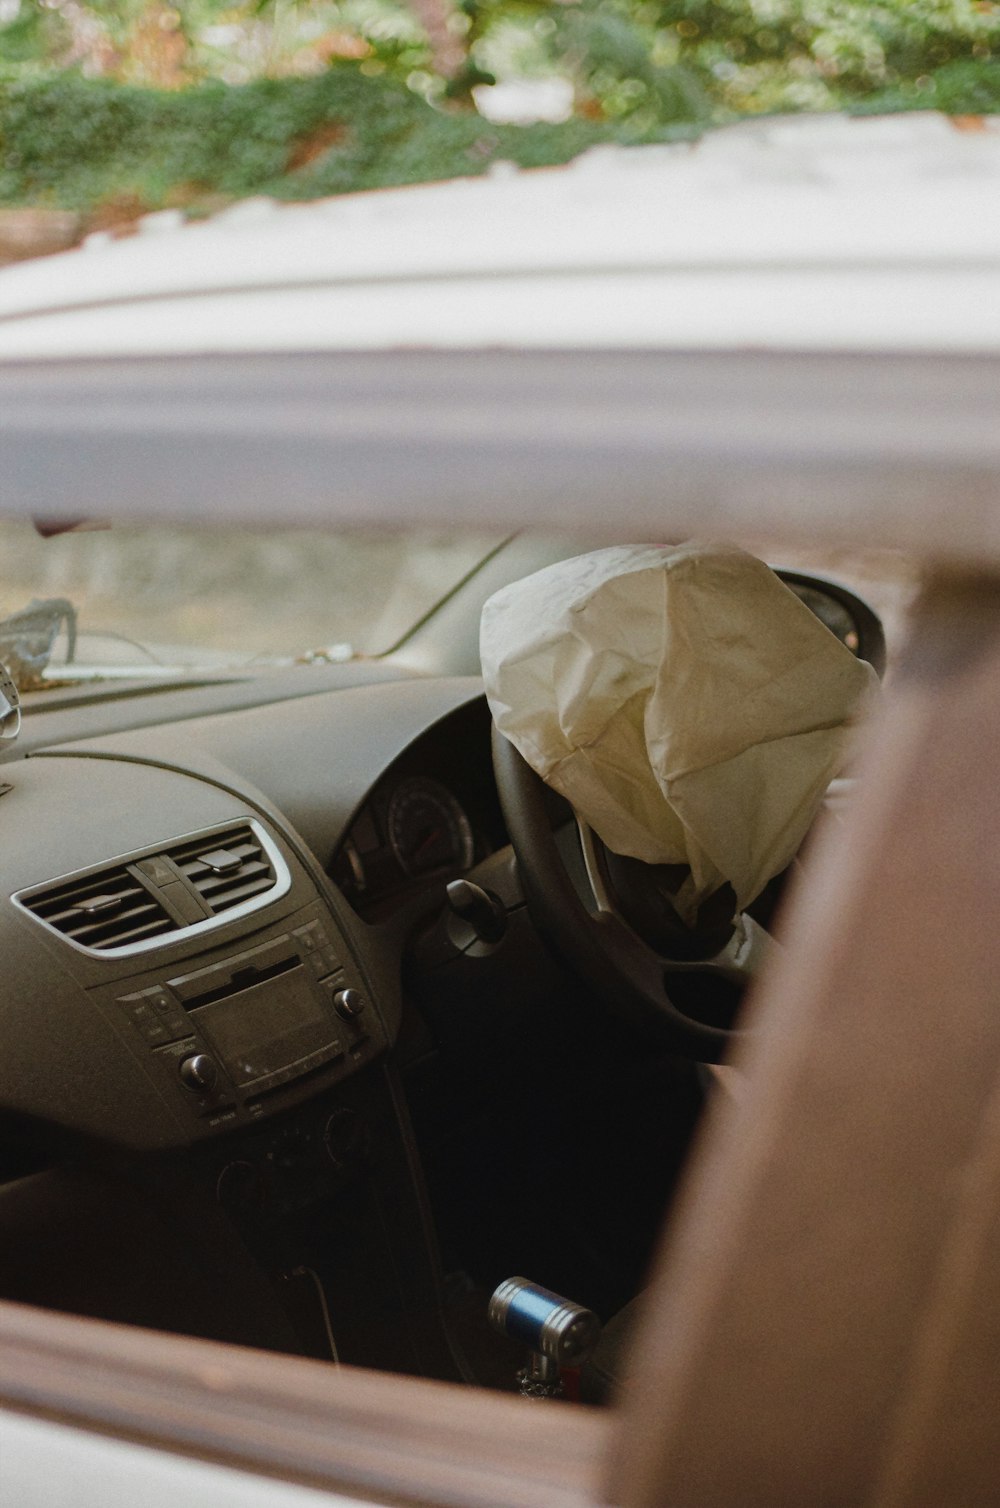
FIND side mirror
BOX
[776,569,887,678]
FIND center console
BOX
[90,900,383,1135]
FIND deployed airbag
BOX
[481,542,877,922]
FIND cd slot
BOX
[178,954,299,1011]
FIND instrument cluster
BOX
[328,699,507,919]
[332,774,480,917]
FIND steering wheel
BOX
[492,726,771,1063]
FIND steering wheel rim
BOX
[492,725,764,1063]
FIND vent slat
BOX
[32,881,145,919]
[64,903,171,945]
[189,860,271,892]
[173,837,257,864]
[42,892,150,928]
[74,915,175,948]
[197,874,274,908]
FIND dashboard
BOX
[0,661,532,1375]
[0,668,501,1152]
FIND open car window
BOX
[2,108,1000,1508]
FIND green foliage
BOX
[0,65,663,212]
[859,56,1000,115]
[0,4,50,65]
[628,0,998,114]
[0,1,997,217]
[454,0,998,126]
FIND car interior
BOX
[0,526,890,1403]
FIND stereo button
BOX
[143,987,188,1040]
[119,994,170,1045]
[293,921,326,951]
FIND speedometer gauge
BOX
[386,777,474,879]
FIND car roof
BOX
[0,111,999,359]
[1,110,999,563]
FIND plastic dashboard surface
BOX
[0,671,493,1154]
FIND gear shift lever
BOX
[489,1276,600,1399]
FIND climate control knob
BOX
[333,988,365,1021]
[179,1053,219,1093]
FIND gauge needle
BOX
[413,828,444,860]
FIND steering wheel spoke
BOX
[492,725,759,1061]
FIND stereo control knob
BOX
[179,1053,219,1093]
[333,988,365,1021]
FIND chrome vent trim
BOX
[13,819,291,959]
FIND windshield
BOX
[0,519,504,680]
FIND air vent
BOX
[169,825,277,916]
[14,819,290,957]
[19,865,174,951]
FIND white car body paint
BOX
[0,1411,377,1508]
[0,112,998,359]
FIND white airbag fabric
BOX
[481,542,877,922]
